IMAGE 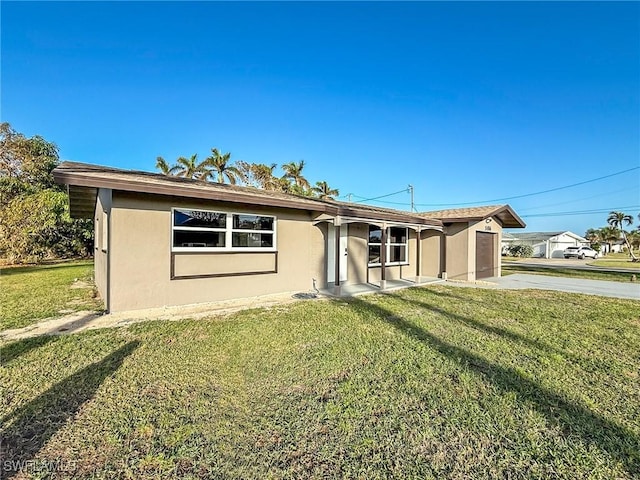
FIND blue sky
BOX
[2,1,639,234]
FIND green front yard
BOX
[1,263,638,478]
[0,261,103,330]
[589,252,640,269]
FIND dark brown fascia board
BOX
[54,170,326,213]
[54,170,441,227]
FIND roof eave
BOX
[54,165,442,227]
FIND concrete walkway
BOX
[483,274,640,300]
[0,290,320,341]
[3,274,637,342]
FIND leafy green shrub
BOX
[508,244,534,257]
[0,190,93,263]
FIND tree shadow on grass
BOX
[393,291,583,363]
[349,297,640,476]
[1,336,58,365]
[0,341,140,478]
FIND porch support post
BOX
[416,227,422,283]
[380,222,387,290]
[334,221,341,296]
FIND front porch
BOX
[316,212,445,297]
[319,276,444,297]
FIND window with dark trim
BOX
[172,209,276,251]
[368,226,408,265]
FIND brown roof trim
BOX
[54,169,327,213]
[54,162,442,227]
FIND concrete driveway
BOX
[503,258,639,273]
[485,274,640,300]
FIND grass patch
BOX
[1,287,639,478]
[0,261,103,330]
[503,264,636,283]
[588,253,640,269]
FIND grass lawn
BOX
[588,252,640,270]
[502,264,636,283]
[1,282,639,478]
[0,261,103,331]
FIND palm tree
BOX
[598,226,619,256]
[282,160,310,191]
[240,162,282,190]
[628,231,640,255]
[584,228,602,254]
[607,211,637,261]
[155,156,179,175]
[174,154,208,179]
[203,148,244,185]
[584,228,601,245]
[312,181,339,200]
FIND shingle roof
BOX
[504,231,587,242]
[419,204,526,228]
[53,161,442,227]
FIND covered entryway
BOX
[476,232,496,279]
[327,224,348,283]
[315,214,444,295]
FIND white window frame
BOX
[368,226,409,267]
[171,207,277,253]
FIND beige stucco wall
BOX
[93,188,111,305]
[346,223,368,285]
[444,218,502,281]
[107,191,326,312]
[420,230,444,278]
[444,222,470,281]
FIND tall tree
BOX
[607,211,637,261]
[282,160,310,191]
[203,148,244,184]
[173,154,208,179]
[584,228,601,245]
[598,226,619,255]
[237,161,288,191]
[628,231,640,254]
[312,181,339,200]
[0,122,92,263]
[0,122,61,206]
[155,156,179,175]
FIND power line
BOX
[521,205,640,218]
[340,166,639,210]
[352,188,410,203]
[414,166,639,207]
[510,186,640,213]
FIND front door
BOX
[327,224,348,283]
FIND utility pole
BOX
[347,193,353,202]
[408,184,415,212]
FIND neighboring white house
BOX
[601,239,625,254]
[502,231,589,258]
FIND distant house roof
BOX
[53,162,443,227]
[504,231,588,242]
[419,204,526,228]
